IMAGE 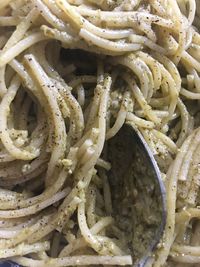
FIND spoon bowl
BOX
[107,123,166,266]
[0,124,166,267]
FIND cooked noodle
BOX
[0,0,199,266]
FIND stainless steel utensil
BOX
[107,123,166,267]
[2,124,166,267]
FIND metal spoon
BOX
[107,123,166,266]
[2,124,166,267]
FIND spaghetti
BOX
[0,0,199,266]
